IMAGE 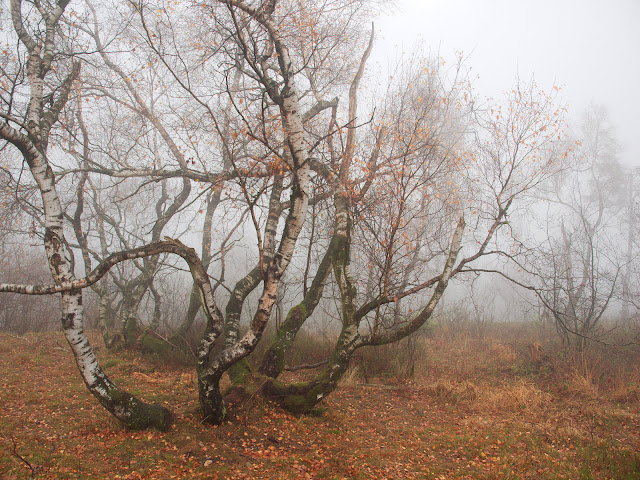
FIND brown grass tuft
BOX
[427,379,478,403]
[489,342,517,362]
[338,364,361,387]
[567,371,600,398]
[480,379,552,412]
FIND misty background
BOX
[376,0,640,168]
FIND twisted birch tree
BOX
[0,0,572,429]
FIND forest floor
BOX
[0,327,639,479]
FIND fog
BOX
[1,0,639,436]
[376,0,640,167]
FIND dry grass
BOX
[409,320,640,441]
[479,379,552,411]
[611,383,640,404]
[2,325,640,479]
[489,341,517,362]
[426,379,478,403]
[425,377,551,412]
[338,364,361,387]
[566,370,600,398]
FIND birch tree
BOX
[0,0,172,430]
[534,105,624,351]
[0,0,572,428]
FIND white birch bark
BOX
[193,0,312,423]
[0,0,172,430]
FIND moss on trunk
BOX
[263,350,353,414]
[100,328,122,350]
[228,358,252,385]
[264,372,333,415]
[106,388,173,431]
[259,304,306,378]
[259,237,337,379]
[122,311,140,348]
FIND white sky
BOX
[375,0,640,167]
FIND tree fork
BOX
[259,236,337,378]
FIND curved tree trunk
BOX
[221,174,284,383]
[0,0,172,431]
[62,290,172,430]
[261,191,358,411]
[258,236,336,378]
[247,20,375,413]
[263,216,466,414]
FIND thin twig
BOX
[8,434,54,478]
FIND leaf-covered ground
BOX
[1,330,639,479]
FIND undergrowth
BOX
[1,321,639,479]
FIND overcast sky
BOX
[375,0,640,167]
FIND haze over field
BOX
[1,4,640,477]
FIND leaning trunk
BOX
[259,235,336,378]
[62,289,172,430]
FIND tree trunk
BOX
[259,236,336,378]
[197,368,226,425]
[170,286,202,347]
[63,290,172,430]
[120,291,143,347]
[98,290,122,349]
